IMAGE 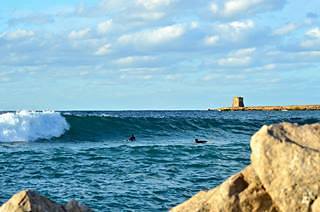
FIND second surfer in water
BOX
[128,134,136,141]
[195,138,208,144]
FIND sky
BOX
[0,0,319,110]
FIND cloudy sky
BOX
[0,0,319,110]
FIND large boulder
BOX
[172,122,320,212]
[0,190,91,212]
[251,123,320,212]
[171,166,278,212]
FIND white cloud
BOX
[301,51,320,57]
[115,57,136,65]
[300,39,320,48]
[210,0,285,17]
[1,29,35,40]
[190,21,199,29]
[225,74,245,79]
[97,20,112,34]
[142,74,153,80]
[217,48,256,66]
[118,24,185,45]
[132,12,165,21]
[266,50,320,64]
[68,28,91,39]
[218,57,250,66]
[202,73,245,81]
[202,74,220,81]
[306,27,320,38]
[165,74,180,80]
[115,56,155,65]
[95,44,111,55]
[263,63,276,70]
[224,0,264,16]
[273,23,298,35]
[204,35,219,45]
[229,20,255,30]
[300,27,320,48]
[233,48,256,56]
[136,0,172,10]
[79,71,89,76]
[215,20,254,41]
[217,20,254,31]
[210,2,219,14]
[245,63,276,72]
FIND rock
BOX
[251,123,320,212]
[0,190,91,212]
[172,122,320,212]
[171,166,278,212]
[0,190,65,212]
[65,199,92,212]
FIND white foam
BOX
[0,110,70,142]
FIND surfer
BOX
[195,138,208,144]
[128,134,136,142]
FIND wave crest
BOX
[0,110,69,142]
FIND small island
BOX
[209,97,320,111]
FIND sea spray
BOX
[0,110,69,142]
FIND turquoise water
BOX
[0,111,320,211]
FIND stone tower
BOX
[232,97,244,107]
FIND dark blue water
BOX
[1,110,320,211]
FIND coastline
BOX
[209,105,320,111]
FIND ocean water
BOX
[0,110,320,211]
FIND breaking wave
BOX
[0,110,69,142]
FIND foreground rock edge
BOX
[171,122,320,212]
[171,166,278,212]
[0,189,91,212]
[251,123,320,212]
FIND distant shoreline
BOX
[209,105,320,111]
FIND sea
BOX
[0,110,320,211]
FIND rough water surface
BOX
[0,110,320,211]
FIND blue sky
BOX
[0,0,319,110]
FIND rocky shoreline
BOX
[0,190,91,212]
[209,105,320,111]
[171,122,320,211]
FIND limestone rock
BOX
[0,190,65,212]
[251,123,320,212]
[171,166,278,212]
[0,190,91,212]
